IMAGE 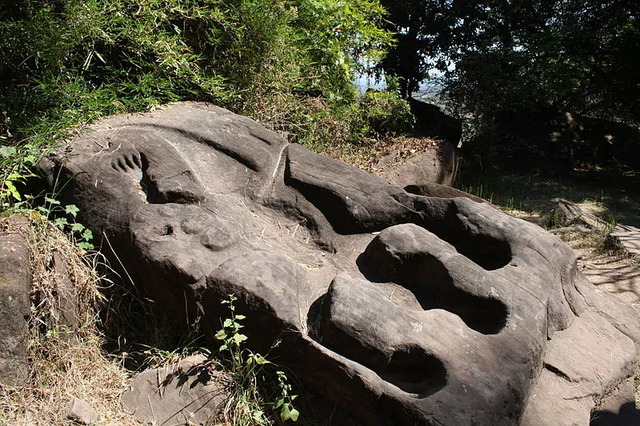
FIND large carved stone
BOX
[39,103,640,425]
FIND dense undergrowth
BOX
[0,0,415,199]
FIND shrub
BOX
[352,89,414,141]
[0,1,392,158]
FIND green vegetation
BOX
[215,294,299,424]
[379,1,640,174]
[380,0,640,125]
[0,0,407,204]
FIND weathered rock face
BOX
[121,355,225,425]
[375,140,458,187]
[39,102,640,425]
[0,217,31,387]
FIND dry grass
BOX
[0,214,137,425]
[318,135,442,173]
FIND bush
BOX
[0,0,391,142]
[352,89,414,141]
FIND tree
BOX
[379,0,640,126]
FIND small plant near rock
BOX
[0,147,95,251]
[40,197,94,250]
[215,294,300,425]
[0,146,37,212]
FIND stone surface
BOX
[376,140,458,187]
[404,182,487,204]
[521,309,638,425]
[591,376,640,425]
[610,223,640,257]
[0,216,31,387]
[545,198,610,231]
[409,99,462,144]
[40,102,640,425]
[121,355,225,425]
[67,398,98,424]
[48,250,82,338]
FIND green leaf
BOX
[24,155,38,165]
[94,51,106,64]
[71,223,85,232]
[45,197,61,205]
[65,204,80,218]
[215,330,227,340]
[235,314,246,320]
[54,217,68,229]
[274,398,284,409]
[253,354,268,365]
[82,229,93,241]
[232,333,247,344]
[281,405,292,421]
[289,408,300,421]
[5,181,21,201]
[77,242,94,250]
[0,146,16,157]
[223,318,234,328]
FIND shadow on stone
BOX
[591,402,640,426]
[377,346,447,398]
[358,233,508,335]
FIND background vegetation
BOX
[379,0,640,173]
[0,0,409,196]
[3,0,638,187]
[380,0,639,124]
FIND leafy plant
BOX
[349,88,414,143]
[0,0,392,168]
[0,143,94,249]
[0,171,32,210]
[0,145,38,211]
[273,370,299,423]
[45,199,94,250]
[215,294,299,424]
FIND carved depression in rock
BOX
[40,103,640,425]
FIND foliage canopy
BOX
[380,0,640,127]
